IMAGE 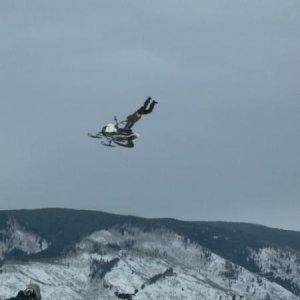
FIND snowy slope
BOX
[249,247,300,295]
[0,226,298,300]
[0,218,48,260]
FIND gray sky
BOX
[1,0,300,230]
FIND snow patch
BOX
[0,219,49,260]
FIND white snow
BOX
[0,226,298,300]
[250,247,300,295]
[0,219,48,260]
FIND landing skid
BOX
[101,141,115,147]
[87,132,102,139]
[88,131,139,148]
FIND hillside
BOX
[0,209,299,299]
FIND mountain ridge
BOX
[2,207,299,233]
[1,208,299,299]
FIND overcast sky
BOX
[1,0,300,230]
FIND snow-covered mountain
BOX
[0,218,49,261]
[0,209,299,300]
